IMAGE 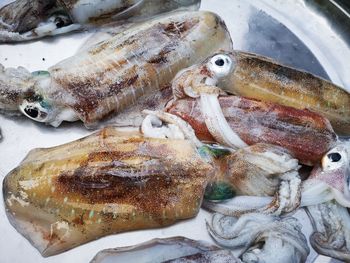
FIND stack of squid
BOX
[1,0,350,262]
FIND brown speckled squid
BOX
[0,0,201,42]
[0,11,232,128]
[3,111,303,256]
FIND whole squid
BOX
[0,0,201,42]
[3,111,302,256]
[167,95,337,165]
[0,11,232,127]
[171,51,350,135]
[3,125,214,256]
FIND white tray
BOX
[1,0,349,262]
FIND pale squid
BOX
[90,237,239,263]
[0,0,201,42]
[207,213,310,263]
[0,11,232,128]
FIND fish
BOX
[171,51,350,135]
[207,213,310,263]
[0,0,201,42]
[90,237,239,263]
[0,11,232,128]
[3,127,214,256]
[167,95,337,165]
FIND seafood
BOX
[0,0,201,42]
[0,11,232,128]
[167,95,337,165]
[90,237,239,263]
[204,142,350,218]
[301,143,350,208]
[171,51,350,135]
[306,201,350,262]
[3,111,303,256]
[3,126,214,256]
[207,213,310,263]
[202,143,302,216]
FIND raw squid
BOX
[301,143,350,208]
[3,111,302,256]
[90,237,239,263]
[171,51,350,135]
[207,213,310,263]
[0,0,201,42]
[300,143,350,261]
[0,11,232,127]
[3,126,214,256]
[167,95,337,165]
[202,143,302,216]
[306,201,350,262]
[204,142,350,218]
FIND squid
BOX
[90,237,239,263]
[0,0,201,42]
[166,95,337,165]
[301,143,350,261]
[207,213,310,263]
[3,111,302,256]
[0,11,232,128]
[306,201,350,262]
[170,51,350,136]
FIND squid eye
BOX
[53,15,71,28]
[328,152,342,162]
[19,100,50,123]
[24,107,39,118]
[208,54,234,78]
[321,147,348,171]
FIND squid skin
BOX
[90,237,239,263]
[0,11,233,128]
[0,0,201,42]
[173,51,350,135]
[167,95,337,165]
[3,127,214,257]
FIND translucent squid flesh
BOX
[172,51,350,135]
[207,213,310,263]
[306,201,350,262]
[3,127,214,256]
[167,95,337,165]
[0,0,201,42]
[0,11,232,128]
[90,237,239,263]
